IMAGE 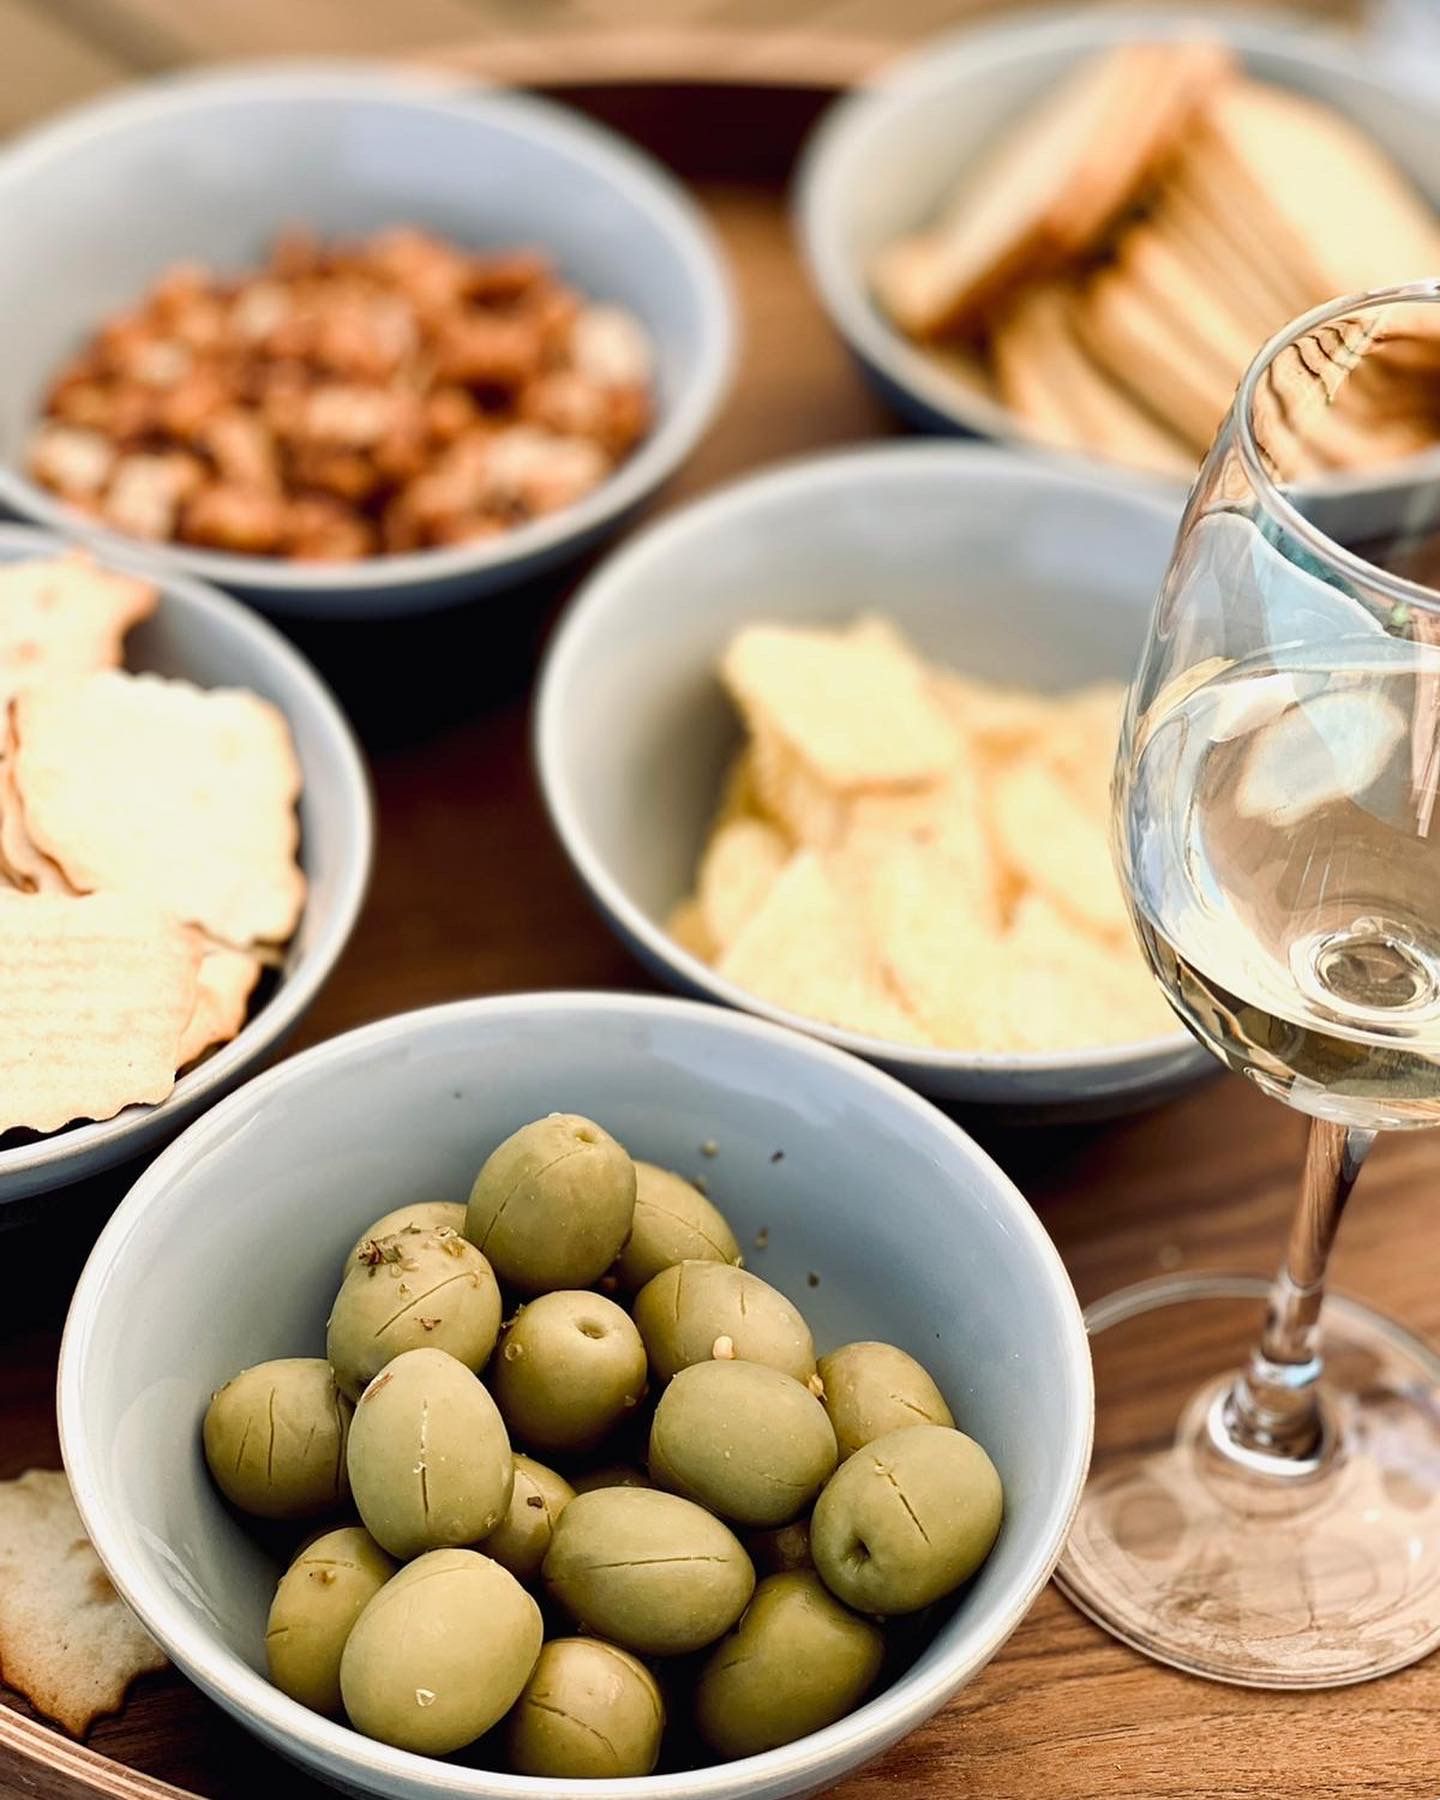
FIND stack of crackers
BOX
[873,42,1440,475]
[0,551,306,1139]
[667,617,1176,1054]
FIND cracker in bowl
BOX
[669,616,1176,1054]
[0,550,306,1138]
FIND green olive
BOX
[810,1425,1003,1614]
[344,1203,468,1270]
[506,1638,665,1778]
[614,1163,741,1292]
[569,1463,654,1496]
[340,1548,541,1754]
[265,1527,396,1716]
[326,1226,501,1402]
[492,1290,648,1457]
[816,1341,954,1459]
[746,1517,812,1576]
[345,1347,513,1559]
[544,1487,754,1656]
[482,1455,575,1582]
[648,1359,837,1527]
[203,1358,351,1520]
[695,1571,885,1757]
[633,1262,815,1384]
[466,1114,636,1293]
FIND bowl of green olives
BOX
[59,991,1091,1799]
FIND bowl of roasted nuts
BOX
[0,65,734,617]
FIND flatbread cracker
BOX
[178,942,263,1068]
[989,755,1131,939]
[697,816,791,951]
[716,851,929,1044]
[0,1468,167,1737]
[0,551,156,714]
[13,670,305,948]
[0,891,200,1133]
[722,622,958,791]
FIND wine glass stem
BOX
[1221,1117,1376,1464]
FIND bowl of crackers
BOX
[537,441,1210,1119]
[797,10,1440,482]
[0,63,734,617]
[0,527,371,1205]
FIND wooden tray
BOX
[3,68,1439,1800]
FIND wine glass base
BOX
[1055,1273,1440,1689]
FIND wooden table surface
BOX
[0,27,1436,1800]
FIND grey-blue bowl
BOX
[59,990,1092,1800]
[0,64,735,618]
[536,440,1211,1120]
[0,524,371,1204]
[795,8,1440,473]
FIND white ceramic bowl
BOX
[0,64,734,618]
[796,8,1440,476]
[0,524,371,1205]
[537,441,1210,1119]
[59,991,1092,1800]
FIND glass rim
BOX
[1233,277,1440,613]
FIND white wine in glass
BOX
[1057,284,1440,1688]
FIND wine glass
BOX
[1055,281,1440,1688]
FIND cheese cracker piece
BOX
[722,622,958,791]
[666,896,717,962]
[14,671,305,948]
[0,551,156,713]
[177,942,263,1069]
[0,891,200,1134]
[837,756,1005,935]
[710,748,769,834]
[716,850,930,1045]
[1006,893,1177,1046]
[1197,80,1440,300]
[697,815,791,951]
[990,755,1131,938]
[841,831,1007,1047]
[0,1468,168,1736]
[929,669,1054,758]
[748,720,849,849]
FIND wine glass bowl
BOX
[1056,282,1440,1688]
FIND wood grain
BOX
[0,34,1431,1800]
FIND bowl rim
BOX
[0,60,737,597]
[535,438,1196,1078]
[0,519,373,1189]
[792,3,1440,478]
[58,987,1094,1799]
